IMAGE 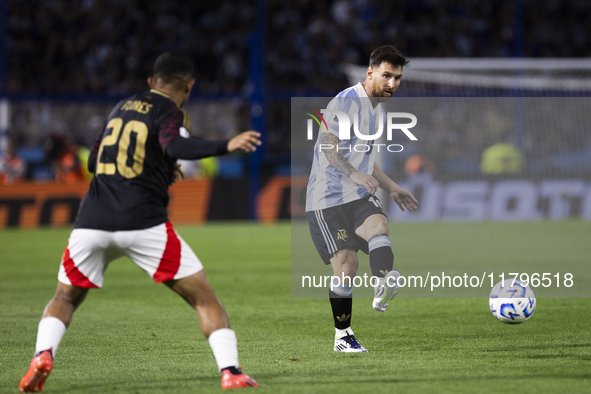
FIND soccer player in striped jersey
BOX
[306,46,419,352]
[19,52,260,392]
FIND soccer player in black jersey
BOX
[20,52,260,392]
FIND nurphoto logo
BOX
[303,107,418,153]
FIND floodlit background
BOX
[1,0,590,226]
[1,2,590,393]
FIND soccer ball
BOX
[489,279,536,324]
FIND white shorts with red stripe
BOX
[57,222,203,288]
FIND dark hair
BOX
[153,51,194,83]
[369,45,409,68]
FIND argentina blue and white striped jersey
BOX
[306,83,386,212]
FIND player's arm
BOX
[320,132,379,195]
[165,131,261,160]
[166,137,229,160]
[160,104,261,161]
[372,162,419,212]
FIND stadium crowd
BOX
[270,0,590,90]
[2,0,591,181]
[6,0,591,95]
[7,0,255,94]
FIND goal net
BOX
[343,58,591,96]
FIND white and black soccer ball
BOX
[489,279,536,324]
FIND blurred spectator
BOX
[481,142,523,174]
[77,146,93,180]
[178,157,220,179]
[44,133,84,182]
[405,155,436,176]
[0,139,26,185]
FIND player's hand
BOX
[171,163,185,184]
[227,131,262,153]
[390,186,418,212]
[349,171,379,196]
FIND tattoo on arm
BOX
[319,133,356,177]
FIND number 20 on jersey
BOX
[96,118,148,179]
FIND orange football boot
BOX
[19,350,53,393]
[221,368,259,389]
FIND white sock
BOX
[208,328,239,371]
[35,317,67,357]
[335,327,353,338]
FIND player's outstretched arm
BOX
[227,131,262,153]
[320,132,379,195]
[166,131,260,161]
[373,162,418,212]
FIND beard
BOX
[372,88,392,102]
[371,83,393,101]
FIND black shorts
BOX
[306,195,388,265]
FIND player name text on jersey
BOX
[120,100,153,114]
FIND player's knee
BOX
[374,221,390,235]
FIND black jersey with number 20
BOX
[75,89,191,231]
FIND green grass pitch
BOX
[1,221,590,393]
